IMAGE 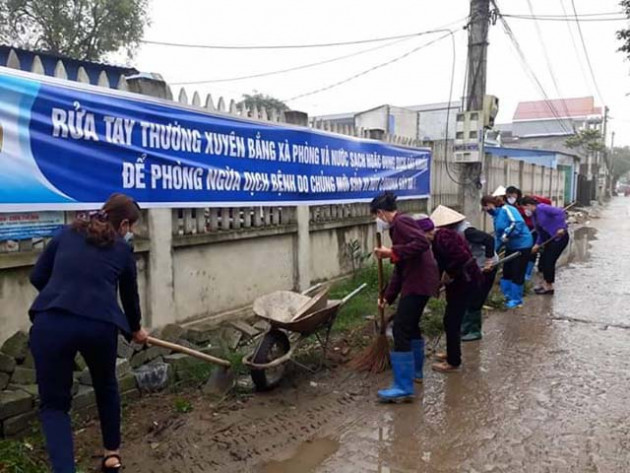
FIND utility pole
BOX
[461,0,491,227]
[602,105,610,199]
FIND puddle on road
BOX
[263,438,340,473]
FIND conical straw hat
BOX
[430,205,466,227]
[492,185,506,197]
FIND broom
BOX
[350,232,391,373]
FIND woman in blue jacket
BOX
[481,195,533,308]
[29,194,147,473]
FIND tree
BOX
[0,0,150,61]
[618,0,630,58]
[565,128,605,154]
[610,146,630,184]
[237,92,289,112]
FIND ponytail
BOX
[72,194,140,247]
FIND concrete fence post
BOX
[126,73,178,328]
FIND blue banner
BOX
[0,67,431,211]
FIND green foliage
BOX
[565,129,605,154]
[0,439,48,473]
[610,146,630,180]
[343,239,372,278]
[0,0,150,61]
[173,397,193,414]
[618,0,630,59]
[237,92,289,112]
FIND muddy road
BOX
[107,199,630,472]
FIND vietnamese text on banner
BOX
[0,67,431,211]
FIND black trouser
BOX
[539,234,569,283]
[502,248,532,286]
[468,268,497,311]
[392,294,430,352]
[529,231,539,264]
[444,279,475,367]
[30,310,121,473]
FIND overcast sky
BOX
[134,0,630,145]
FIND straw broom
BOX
[350,232,391,373]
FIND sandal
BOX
[102,454,122,472]
[534,287,555,295]
[434,352,447,361]
[432,361,460,373]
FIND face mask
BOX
[507,197,517,205]
[376,217,390,232]
[486,208,497,217]
[524,209,533,217]
[124,232,134,246]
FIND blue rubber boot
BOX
[500,278,511,300]
[377,352,415,403]
[506,283,524,309]
[525,261,535,281]
[411,339,425,383]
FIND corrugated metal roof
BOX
[513,97,602,121]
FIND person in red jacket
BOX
[505,186,552,280]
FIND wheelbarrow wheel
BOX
[251,329,290,391]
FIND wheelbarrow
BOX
[243,283,367,391]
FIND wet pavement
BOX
[265,199,630,472]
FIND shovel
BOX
[147,336,235,396]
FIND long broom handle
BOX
[376,232,386,334]
[147,336,232,368]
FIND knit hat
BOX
[417,217,435,232]
[492,185,507,197]
[430,205,466,227]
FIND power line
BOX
[283,30,458,103]
[570,0,606,105]
[169,36,418,86]
[492,2,573,135]
[559,0,592,94]
[141,27,460,51]
[524,0,574,131]
[504,14,627,22]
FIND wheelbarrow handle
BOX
[146,336,231,368]
[341,283,368,306]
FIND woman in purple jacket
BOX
[371,192,440,402]
[521,197,569,295]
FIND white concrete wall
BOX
[355,106,388,132]
[388,106,418,139]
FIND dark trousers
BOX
[392,294,430,352]
[539,234,569,283]
[468,268,497,311]
[30,311,121,473]
[445,280,475,367]
[502,248,532,286]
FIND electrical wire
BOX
[492,1,574,135]
[503,14,626,22]
[559,0,592,94]
[169,36,419,86]
[524,0,574,131]
[141,27,461,51]
[570,0,606,105]
[283,30,457,103]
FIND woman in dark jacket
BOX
[420,208,481,373]
[371,192,440,402]
[29,194,147,473]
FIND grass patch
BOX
[173,397,194,414]
[0,438,48,473]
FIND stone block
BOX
[72,386,96,410]
[78,359,131,386]
[0,390,33,420]
[118,373,137,393]
[164,353,208,381]
[0,372,9,390]
[230,320,260,338]
[157,324,185,342]
[1,331,29,362]
[221,327,242,350]
[134,362,173,393]
[0,352,16,374]
[117,336,135,360]
[11,367,37,385]
[74,354,87,372]
[130,350,149,368]
[2,410,38,437]
[184,326,216,345]
[9,384,39,400]
[21,350,36,369]
[145,346,170,362]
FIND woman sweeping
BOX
[521,197,569,295]
[429,205,498,342]
[29,194,147,473]
[505,186,552,281]
[370,192,440,402]
[481,195,533,309]
[419,211,481,372]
